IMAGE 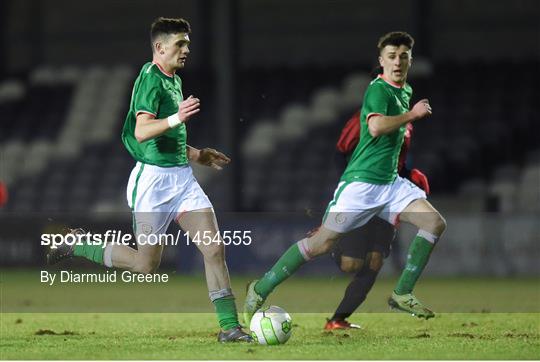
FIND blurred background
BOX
[0,0,539,278]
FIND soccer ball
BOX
[249,305,292,345]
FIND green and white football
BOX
[249,305,292,345]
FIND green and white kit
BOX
[122,62,212,236]
[324,75,426,233]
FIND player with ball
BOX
[244,31,446,326]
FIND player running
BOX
[244,31,446,324]
[47,17,252,343]
[324,111,430,330]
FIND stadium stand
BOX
[1,65,134,212]
[1,61,538,215]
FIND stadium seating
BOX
[240,61,539,212]
[1,61,538,214]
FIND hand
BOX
[197,148,231,170]
[410,99,432,120]
[410,168,430,195]
[178,95,200,123]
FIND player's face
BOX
[156,33,191,71]
[379,45,412,85]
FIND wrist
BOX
[167,114,181,128]
[407,111,419,122]
[189,147,201,161]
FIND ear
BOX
[378,55,383,67]
[154,41,163,54]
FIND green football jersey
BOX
[121,62,187,167]
[341,75,413,184]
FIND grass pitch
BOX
[1,270,539,360]
[2,313,539,360]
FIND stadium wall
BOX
[5,0,538,72]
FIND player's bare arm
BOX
[188,145,231,170]
[134,95,200,142]
[368,99,432,137]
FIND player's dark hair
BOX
[377,31,414,52]
[150,17,191,46]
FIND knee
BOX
[421,212,447,236]
[432,215,447,236]
[133,257,160,274]
[317,237,338,256]
[320,239,335,255]
[366,252,384,272]
[340,257,364,273]
[307,233,339,256]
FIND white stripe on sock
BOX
[297,239,312,261]
[209,288,233,302]
[103,244,114,267]
[417,229,439,244]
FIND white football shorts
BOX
[323,176,426,233]
[126,162,213,237]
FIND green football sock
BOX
[213,296,240,331]
[255,242,307,298]
[73,243,105,265]
[394,234,435,295]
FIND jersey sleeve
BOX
[364,82,390,123]
[134,76,161,117]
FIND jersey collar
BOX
[378,74,405,89]
[152,61,175,78]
